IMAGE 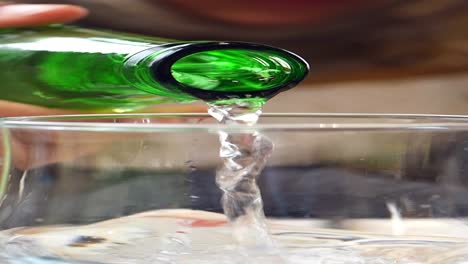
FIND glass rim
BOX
[1,113,468,132]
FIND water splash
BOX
[386,202,405,236]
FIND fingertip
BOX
[49,4,89,23]
[0,4,88,28]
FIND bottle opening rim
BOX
[149,42,310,101]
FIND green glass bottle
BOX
[0,25,309,112]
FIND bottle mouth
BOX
[149,42,309,101]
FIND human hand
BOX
[0,3,87,28]
[0,3,89,117]
[0,3,207,117]
[0,4,206,171]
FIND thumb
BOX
[0,4,88,28]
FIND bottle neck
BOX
[122,44,196,102]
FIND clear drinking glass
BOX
[0,113,468,263]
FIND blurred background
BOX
[1,0,467,227]
[13,0,468,114]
